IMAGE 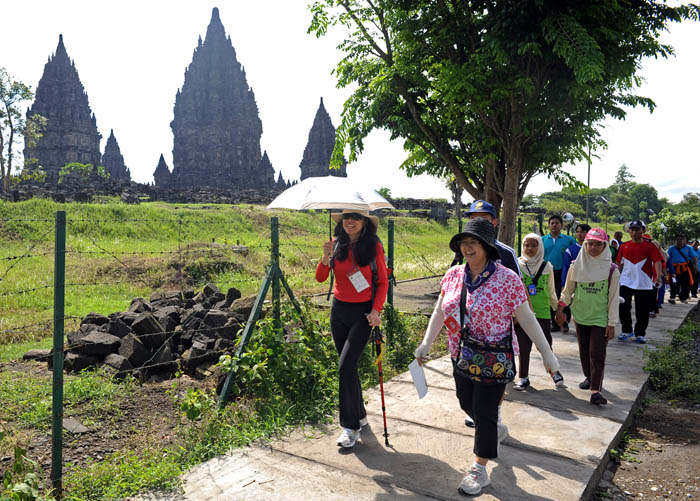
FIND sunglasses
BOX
[342,213,364,221]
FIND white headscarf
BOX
[572,235,612,283]
[518,233,549,275]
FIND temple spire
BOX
[298,97,347,180]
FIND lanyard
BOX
[459,270,489,328]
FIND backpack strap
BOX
[607,263,618,290]
[326,240,339,301]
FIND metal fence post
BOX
[387,219,394,308]
[517,217,522,256]
[270,217,280,328]
[51,211,66,498]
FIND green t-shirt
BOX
[571,279,609,327]
[522,272,551,320]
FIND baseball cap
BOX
[585,228,608,242]
[466,200,497,219]
[628,219,646,230]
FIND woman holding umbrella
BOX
[316,209,389,449]
[414,218,559,495]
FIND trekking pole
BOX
[372,326,390,446]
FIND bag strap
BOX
[607,263,617,290]
[326,240,340,301]
[532,261,547,287]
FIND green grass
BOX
[644,318,700,404]
[0,367,137,430]
[1,199,455,346]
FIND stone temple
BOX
[102,130,131,182]
[167,8,278,190]
[298,98,347,180]
[24,35,102,184]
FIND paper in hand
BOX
[408,359,428,399]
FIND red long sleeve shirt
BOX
[316,241,389,312]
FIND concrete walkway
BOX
[134,297,696,501]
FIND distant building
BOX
[170,7,278,190]
[153,154,171,188]
[24,35,102,184]
[299,98,347,180]
[102,130,131,183]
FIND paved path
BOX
[133,287,696,501]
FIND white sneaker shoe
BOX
[458,466,490,495]
[359,416,368,427]
[336,428,361,448]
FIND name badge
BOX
[348,270,370,293]
[528,284,537,296]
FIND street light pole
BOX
[586,142,591,223]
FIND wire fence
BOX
[0,209,461,495]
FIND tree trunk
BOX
[498,155,523,248]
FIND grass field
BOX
[0,198,458,346]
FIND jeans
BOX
[574,323,608,392]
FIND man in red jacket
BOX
[616,220,663,344]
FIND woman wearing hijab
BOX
[316,209,388,449]
[555,228,621,405]
[515,234,564,390]
[414,218,559,495]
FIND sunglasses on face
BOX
[342,213,364,221]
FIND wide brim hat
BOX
[449,218,500,261]
[331,209,379,229]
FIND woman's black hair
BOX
[333,217,378,266]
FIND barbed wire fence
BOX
[1,209,462,496]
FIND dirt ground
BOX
[594,390,700,500]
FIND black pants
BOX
[575,323,608,392]
[670,272,691,302]
[691,271,699,297]
[330,299,371,430]
[515,318,552,379]
[619,286,655,337]
[453,360,506,459]
[551,269,571,326]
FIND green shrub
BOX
[644,320,700,403]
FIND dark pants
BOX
[619,286,655,337]
[453,360,506,459]
[655,277,666,312]
[574,323,608,392]
[330,299,371,430]
[514,317,552,379]
[670,273,691,302]
[692,271,699,297]
[551,269,570,326]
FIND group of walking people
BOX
[315,202,692,496]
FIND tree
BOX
[308,1,698,246]
[58,163,109,184]
[612,164,635,194]
[0,68,46,192]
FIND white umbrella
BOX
[267,176,394,211]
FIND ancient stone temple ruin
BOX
[102,130,131,183]
[153,154,171,188]
[24,35,102,184]
[170,7,278,190]
[298,98,347,180]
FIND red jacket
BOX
[316,241,388,312]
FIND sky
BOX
[2,1,699,202]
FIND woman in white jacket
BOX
[415,218,559,496]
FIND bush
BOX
[644,319,700,404]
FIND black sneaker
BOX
[464,415,475,428]
[668,299,676,305]
[561,323,570,333]
[579,378,591,390]
[551,324,561,332]
[513,379,530,391]
[590,392,608,405]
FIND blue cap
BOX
[467,200,497,219]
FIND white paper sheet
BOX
[408,359,428,399]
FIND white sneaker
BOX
[336,428,361,448]
[458,466,490,495]
[359,416,368,427]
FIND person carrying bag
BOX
[414,218,558,496]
